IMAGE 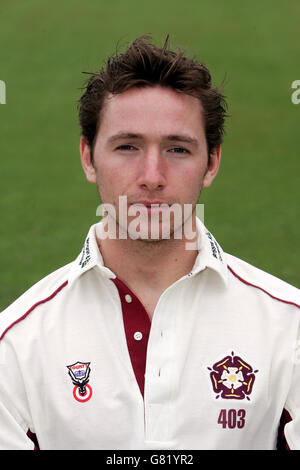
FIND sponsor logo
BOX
[79,237,91,269]
[207,351,258,400]
[206,231,223,262]
[67,361,93,402]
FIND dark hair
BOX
[78,34,228,160]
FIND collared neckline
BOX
[190,216,228,284]
[68,225,117,287]
[67,216,228,288]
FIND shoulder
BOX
[0,263,72,341]
[225,253,300,309]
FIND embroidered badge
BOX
[67,361,93,402]
[207,351,258,400]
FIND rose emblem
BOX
[208,351,258,400]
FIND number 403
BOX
[218,409,246,429]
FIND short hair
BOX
[78,34,228,160]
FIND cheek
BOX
[175,166,206,199]
[95,162,129,200]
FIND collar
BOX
[67,216,228,288]
[191,216,228,285]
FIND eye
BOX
[115,144,137,151]
[168,147,190,154]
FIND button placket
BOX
[111,277,151,398]
[144,295,178,443]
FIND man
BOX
[0,35,299,450]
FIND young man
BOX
[0,35,299,450]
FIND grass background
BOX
[0,0,299,310]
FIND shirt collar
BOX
[190,216,228,285]
[67,216,228,288]
[68,224,117,287]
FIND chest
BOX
[120,281,165,321]
[16,275,298,449]
[24,310,292,450]
[138,293,161,320]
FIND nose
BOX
[137,146,166,191]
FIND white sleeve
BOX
[283,327,300,450]
[0,340,36,450]
[0,397,35,450]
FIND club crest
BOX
[67,361,93,402]
[207,351,258,400]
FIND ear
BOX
[80,136,97,183]
[203,144,222,188]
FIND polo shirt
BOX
[0,216,299,450]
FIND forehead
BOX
[98,85,205,139]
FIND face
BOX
[80,85,221,240]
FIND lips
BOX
[132,200,170,207]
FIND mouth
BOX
[131,202,171,214]
[131,200,170,208]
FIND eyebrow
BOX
[107,132,199,147]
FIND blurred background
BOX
[0,0,299,310]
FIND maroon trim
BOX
[227,266,300,309]
[1,281,68,449]
[0,280,68,342]
[111,278,151,397]
[228,266,297,449]
[276,409,292,450]
[26,429,40,450]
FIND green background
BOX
[0,0,299,310]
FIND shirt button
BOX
[134,331,143,341]
[125,294,132,303]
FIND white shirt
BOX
[0,217,299,450]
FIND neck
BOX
[97,215,199,292]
